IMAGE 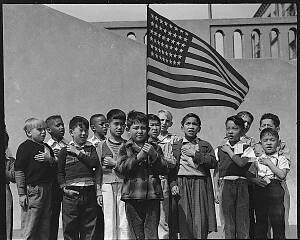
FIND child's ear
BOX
[197,126,201,132]
[125,126,129,132]
[169,121,173,127]
[90,124,95,132]
[46,127,51,134]
[69,129,73,136]
[276,126,280,132]
[26,130,32,138]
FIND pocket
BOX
[27,185,42,208]
[27,185,39,197]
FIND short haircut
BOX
[45,115,63,127]
[158,109,173,121]
[69,116,89,130]
[127,110,148,129]
[106,109,126,123]
[225,115,245,132]
[23,118,47,134]
[260,113,280,128]
[260,127,279,140]
[148,114,161,124]
[90,114,106,126]
[181,113,201,127]
[237,111,254,123]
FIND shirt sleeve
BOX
[214,148,219,161]
[241,146,256,158]
[278,155,290,170]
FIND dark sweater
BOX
[15,139,55,185]
[57,143,99,188]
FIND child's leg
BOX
[80,187,98,239]
[158,177,169,239]
[282,180,290,237]
[49,181,63,240]
[220,180,237,239]
[62,189,80,240]
[5,184,13,240]
[102,183,117,239]
[23,184,48,239]
[37,183,53,239]
[116,182,131,239]
[248,182,255,239]
[168,190,179,239]
[253,185,268,239]
[268,180,285,239]
[236,179,249,239]
[144,200,160,240]
[125,200,145,239]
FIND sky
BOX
[45,4,261,22]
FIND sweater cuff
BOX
[15,170,26,196]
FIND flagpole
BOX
[146,4,149,117]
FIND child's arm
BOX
[221,145,250,167]
[67,145,99,168]
[194,141,218,169]
[259,156,289,180]
[149,145,168,175]
[5,157,15,183]
[95,162,103,206]
[57,147,67,189]
[213,166,220,204]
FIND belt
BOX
[66,185,94,191]
[220,176,247,180]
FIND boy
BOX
[116,110,168,239]
[257,113,291,237]
[57,116,100,239]
[237,111,255,146]
[15,118,56,239]
[89,114,108,147]
[253,128,290,239]
[157,110,181,239]
[95,109,130,240]
[46,115,69,240]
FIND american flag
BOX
[147,8,249,110]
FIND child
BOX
[57,116,100,239]
[258,113,291,237]
[95,109,130,240]
[157,109,181,239]
[116,110,168,239]
[171,113,217,239]
[237,111,255,146]
[89,114,108,147]
[213,115,255,239]
[253,128,290,239]
[15,118,56,239]
[45,115,69,240]
[4,130,15,240]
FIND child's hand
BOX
[137,150,147,161]
[63,187,79,197]
[19,195,28,209]
[214,190,220,204]
[102,156,116,168]
[221,145,233,154]
[181,148,196,157]
[53,149,60,158]
[171,185,179,196]
[258,156,272,166]
[142,143,157,160]
[34,151,53,163]
[97,195,103,207]
[66,145,81,156]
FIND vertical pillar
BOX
[278,26,289,60]
[261,27,271,58]
[242,29,252,59]
[223,28,234,58]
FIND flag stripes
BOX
[146,8,249,110]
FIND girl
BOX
[171,113,217,239]
[213,115,255,239]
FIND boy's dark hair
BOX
[260,127,279,140]
[260,113,280,128]
[106,109,126,123]
[148,114,161,124]
[237,111,254,123]
[69,116,89,130]
[181,113,201,127]
[127,110,148,129]
[225,115,245,131]
[45,115,63,127]
[90,114,106,126]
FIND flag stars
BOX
[183,37,187,42]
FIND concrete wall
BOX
[3,4,297,229]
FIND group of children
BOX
[4,109,290,239]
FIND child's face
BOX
[70,125,89,146]
[181,117,200,139]
[47,118,65,140]
[261,133,279,155]
[29,126,47,143]
[226,120,242,142]
[158,112,172,133]
[254,143,265,157]
[91,116,108,137]
[148,120,161,139]
[129,122,147,144]
[240,114,252,134]
[259,119,277,131]
[109,119,125,138]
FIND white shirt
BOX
[47,137,69,151]
[88,134,105,147]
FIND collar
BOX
[48,137,68,146]
[107,137,125,145]
[125,138,143,152]
[225,139,244,148]
[91,134,105,142]
[69,140,93,148]
[158,133,173,142]
[182,137,200,144]
[262,152,279,159]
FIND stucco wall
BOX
[3,4,296,230]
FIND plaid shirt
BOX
[116,138,168,200]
